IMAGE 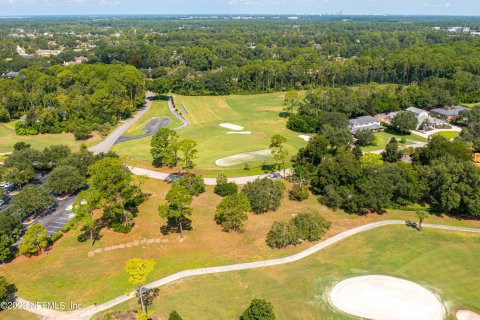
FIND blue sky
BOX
[0,0,479,16]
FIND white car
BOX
[0,199,4,207]
[0,182,12,188]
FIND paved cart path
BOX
[16,220,480,320]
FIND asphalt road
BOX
[89,91,154,154]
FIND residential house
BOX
[430,105,469,121]
[386,107,443,130]
[348,116,385,134]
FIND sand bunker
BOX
[298,135,312,142]
[219,123,244,131]
[330,275,445,320]
[457,310,480,320]
[215,149,272,167]
[226,131,252,135]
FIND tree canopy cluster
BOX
[266,209,330,249]
[293,130,480,216]
[0,64,145,137]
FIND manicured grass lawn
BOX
[1,309,37,320]
[0,122,102,153]
[362,131,427,152]
[461,102,480,108]
[113,93,308,176]
[96,226,480,320]
[1,177,479,318]
[433,131,461,140]
[122,100,183,137]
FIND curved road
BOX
[89,91,155,154]
[16,220,480,320]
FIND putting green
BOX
[113,92,308,176]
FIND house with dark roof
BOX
[348,116,384,134]
[430,105,469,121]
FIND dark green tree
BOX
[241,299,275,320]
[391,111,418,134]
[382,138,402,163]
[215,193,251,232]
[242,178,284,214]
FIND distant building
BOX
[348,116,385,134]
[386,107,443,130]
[36,49,62,57]
[448,27,470,33]
[63,56,88,66]
[431,105,469,121]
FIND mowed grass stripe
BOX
[94,226,480,320]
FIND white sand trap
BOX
[298,135,312,142]
[457,310,480,320]
[219,123,244,131]
[330,275,445,320]
[215,149,272,167]
[226,131,252,135]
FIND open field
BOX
[433,131,461,140]
[113,93,307,176]
[362,131,427,152]
[0,122,103,154]
[461,102,480,108]
[1,177,479,319]
[122,100,183,137]
[96,225,480,320]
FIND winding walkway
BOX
[16,220,480,320]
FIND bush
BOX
[216,173,228,185]
[242,178,284,214]
[266,209,331,249]
[291,209,331,241]
[241,299,275,320]
[266,221,299,249]
[13,142,31,151]
[214,182,238,197]
[73,125,91,140]
[288,184,309,201]
[214,193,251,232]
[49,231,63,244]
[286,114,318,133]
[173,174,205,196]
[168,311,183,320]
[354,129,375,146]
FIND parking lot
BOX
[32,196,76,237]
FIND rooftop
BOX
[431,105,469,117]
[349,116,379,126]
[406,107,427,115]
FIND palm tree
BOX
[415,210,429,231]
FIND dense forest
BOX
[0,64,145,135]
[1,16,480,133]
